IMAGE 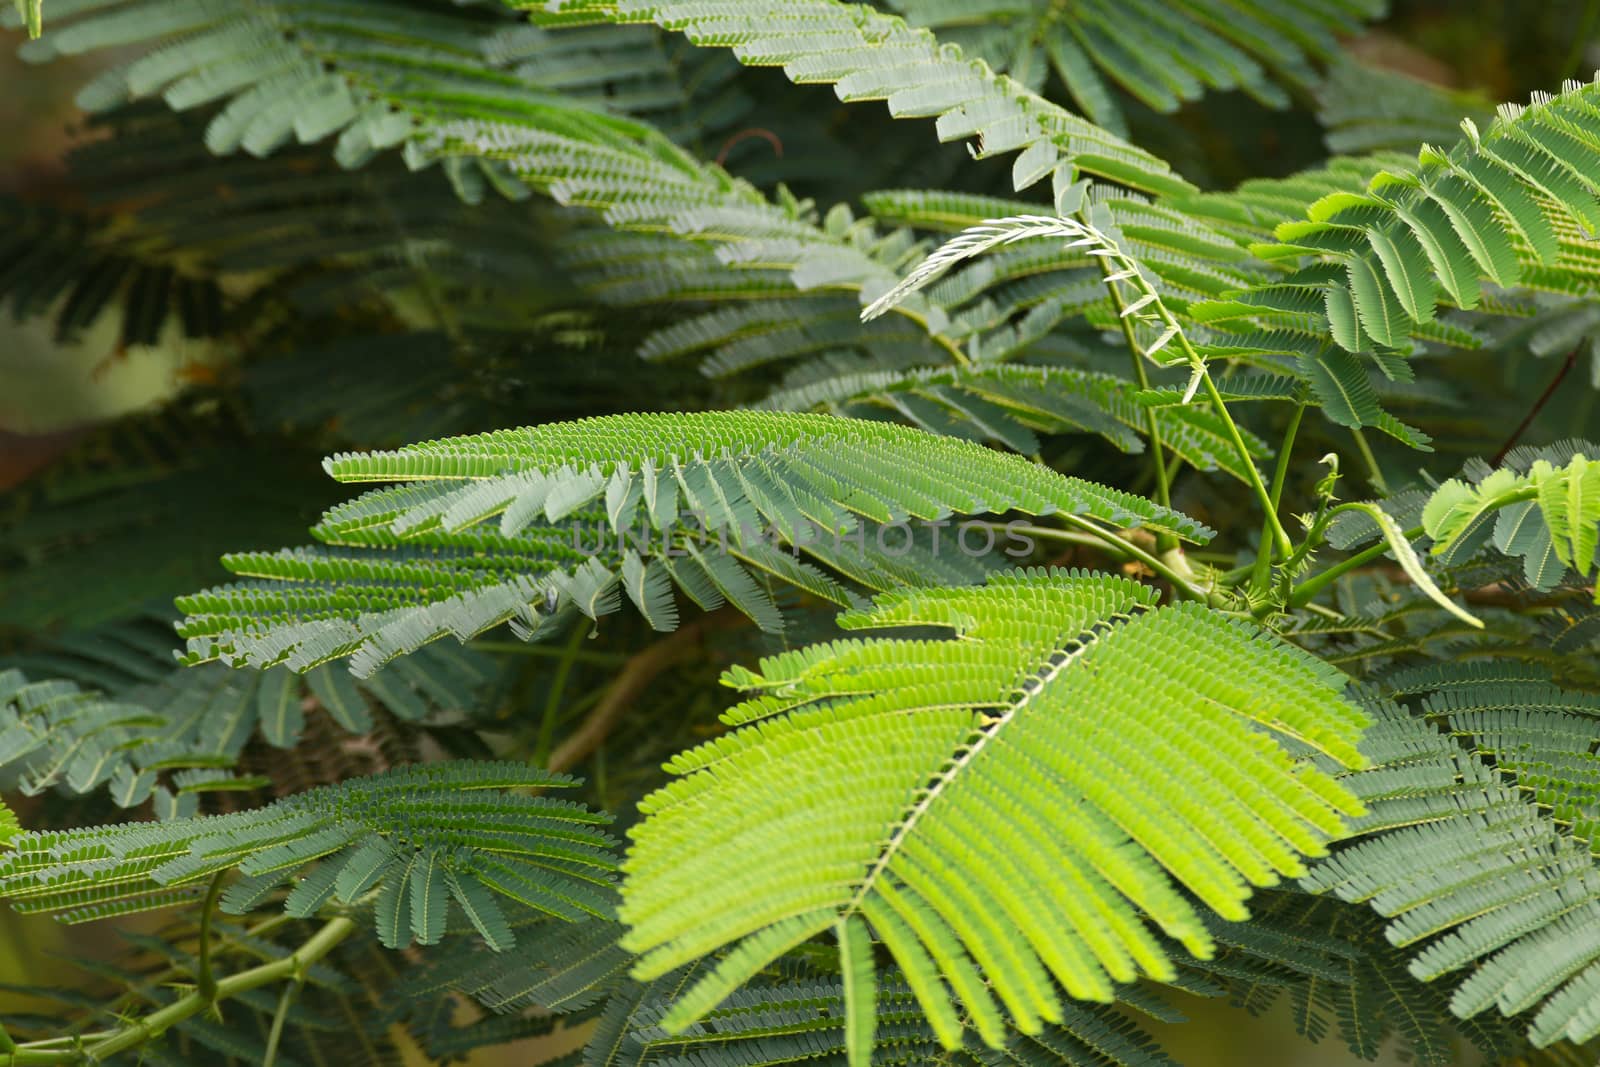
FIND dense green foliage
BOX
[2,0,1600,1064]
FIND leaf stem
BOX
[261,980,300,1067]
[1007,520,1212,602]
[533,623,588,766]
[1250,403,1305,595]
[1198,368,1294,558]
[1348,428,1388,495]
[1094,253,1176,550]
[11,918,357,1064]
[196,870,228,1002]
[1289,523,1426,609]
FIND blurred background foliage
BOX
[3,1,1600,1064]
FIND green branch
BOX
[1250,404,1306,596]
[1094,250,1177,552]
[1289,522,1426,609]
[1004,519,1215,603]
[196,870,227,1003]
[10,917,357,1065]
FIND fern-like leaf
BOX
[1304,683,1600,1048]
[529,0,1188,197]
[620,568,1369,1055]
[175,412,1208,675]
[0,762,618,947]
[1421,447,1600,598]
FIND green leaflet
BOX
[1343,504,1483,629]
[0,648,490,806]
[1232,78,1600,355]
[621,569,1370,1054]
[838,916,877,1067]
[1364,225,1437,323]
[255,666,303,749]
[1420,450,1600,601]
[1535,456,1600,576]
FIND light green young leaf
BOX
[1536,456,1600,577]
[623,570,1370,1052]
[1348,503,1482,628]
[1421,468,1522,548]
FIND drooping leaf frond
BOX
[0,198,226,351]
[0,0,548,188]
[883,0,1384,137]
[1305,685,1600,1048]
[0,643,492,810]
[175,412,1207,676]
[0,761,617,946]
[403,909,1188,1067]
[527,0,1190,197]
[756,363,1270,483]
[1201,890,1528,1065]
[1317,56,1495,155]
[620,568,1370,1056]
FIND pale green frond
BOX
[175,413,1207,675]
[0,796,18,848]
[620,569,1369,1054]
[885,0,1381,135]
[527,0,1190,197]
[1304,688,1600,1048]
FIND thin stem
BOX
[13,918,357,1065]
[1348,428,1388,495]
[1011,519,1211,602]
[976,521,1123,557]
[1492,344,1580,465]
[1289,524,1426,609]
[1250,403,1305,595]
[261,981,300,1067]
[1081,227,1287,557]
[1199,369,1294,558]
[196,870,228,1002]
[533,623,588,766]
[1094,253,1175,550]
